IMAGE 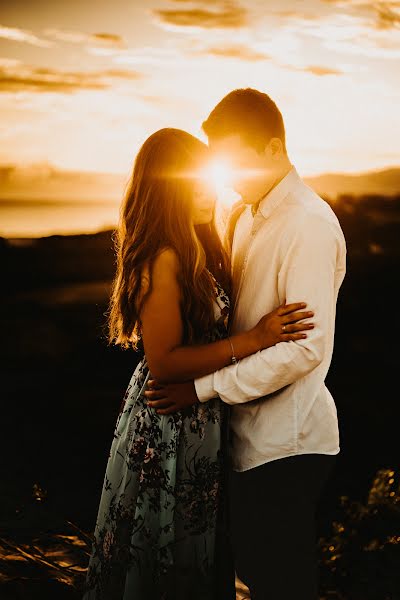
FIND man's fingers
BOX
[144,389,166,401]
[147,379,162,390]
[281,332,308,342]
[277,302,307,316]
[283,322,315,333]
[282,310,314,324]
[147,398,173,409]
[286,322,315,333]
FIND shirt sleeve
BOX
[194,212,346,404]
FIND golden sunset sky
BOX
[1,0,399,177]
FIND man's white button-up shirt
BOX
[195,166,347,472]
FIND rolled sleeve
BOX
[194,373,216,403]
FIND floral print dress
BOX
[83,274,235,600]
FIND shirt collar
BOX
[254,165,300,220]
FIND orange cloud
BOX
[321,0,400,30]
[301,65,343,76]
[275,9,400,59]
[270,10,320,20]
[199,44,270,61]
[44,28,126,48]
[153,0,247,29]
[374,2,400,29]
[100,68,143,79]
[0,24,52,47]
[0,64,143,94]
[277,61,343,76]
[92,32,125,45]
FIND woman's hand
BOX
[253,302,314,350]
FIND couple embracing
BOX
[83,88,346,600]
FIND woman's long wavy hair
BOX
[108,128,232,349]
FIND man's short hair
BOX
[202,88,287,154]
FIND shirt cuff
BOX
[194,373,216,403]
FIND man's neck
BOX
[251,162,293,216]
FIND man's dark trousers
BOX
[229,453,337,600]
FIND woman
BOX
[83,128,314,600]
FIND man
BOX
[146,88,346,599]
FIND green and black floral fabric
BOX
[83,273,233,600]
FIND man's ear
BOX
[270,137,284,158]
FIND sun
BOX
[208,160,233,190]
[200,159,240,207]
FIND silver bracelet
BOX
[227,336,238,364]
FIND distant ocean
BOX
[0,198,120,238]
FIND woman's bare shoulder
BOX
[152,247,179,274]
[141,247,180,293]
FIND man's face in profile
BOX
[208,134,279,204]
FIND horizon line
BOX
[1,161,400,179]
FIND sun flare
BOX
[201,159,239,207]
[207,160,234,190]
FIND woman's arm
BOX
[139,249,313,383]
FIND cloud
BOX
[91,32,125,45]
[153,0,247,29]
[99,68,143,79]
[270,9,320,20]
[276,10,400,59]
[0,64,143,94]
[0,24,53,47]
[44,28,180,68]
[0,58,22,68]
[258,3,399,59]
[105,46,186,67]
[44,28,126,47]
[321,0,400,30]
[198,43,270,61]
[373,2,400,29]
[0,73,103,94]
[290,64,343,76]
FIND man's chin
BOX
[234,184,254,202]
[233,187,246,200]
[235,184,271,206]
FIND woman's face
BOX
[191,179,216,225]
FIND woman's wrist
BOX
[229,329,262,362]
[249,327,264,352]
[226,336,238,364]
